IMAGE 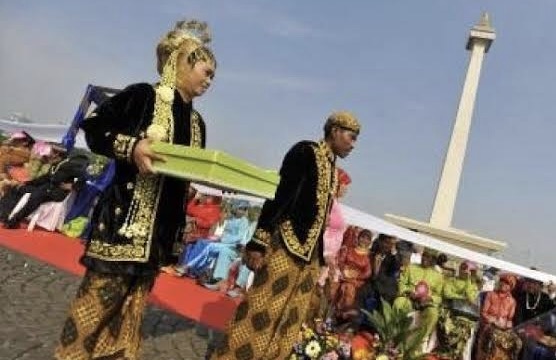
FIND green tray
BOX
[151,142,279,199]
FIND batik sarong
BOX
[211,234,319,360]
[476,325,522,360]
[436,308,477,359]
[54,270,155,360]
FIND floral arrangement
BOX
[362,300,427,360]
[290,319,352,360]
[289,297,432,360]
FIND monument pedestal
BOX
[384,213,506,254]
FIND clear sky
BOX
[1,1,554,273]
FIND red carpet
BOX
[0,226,238,331]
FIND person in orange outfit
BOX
[185,194,222,240]
[336,229,373,319]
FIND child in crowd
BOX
[0,149,87,228]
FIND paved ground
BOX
[0,246,213,360]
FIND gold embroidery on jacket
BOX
[87,111,203,262]
[280,141,335,261]
[190,110,202,147]
[113,134,137,161]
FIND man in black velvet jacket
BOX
[211,111,360,360]
[55,19,216,360]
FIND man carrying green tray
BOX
[210,111,361,360]
[55,19,216,360]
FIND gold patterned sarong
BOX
[436,308,477,359]
[476,325,522,360]
[211,234,320,360]
[54,270,155,360]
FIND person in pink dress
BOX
[317,168,351,297]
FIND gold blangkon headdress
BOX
[326,111,361,134]
[148,19,213,142]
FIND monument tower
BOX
[386,13,506,253]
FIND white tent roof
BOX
[191,183,266,205]
[192,183,556,283]
[0,119,87,148]
[341,205,556,283]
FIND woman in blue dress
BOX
[175,200,250,278]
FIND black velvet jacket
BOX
[247,140,336,263]
[80,83,206,275]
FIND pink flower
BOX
[414,280,430,300]
[32,141,52,157]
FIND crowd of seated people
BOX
[0,130,260,300]
[311,225,556,360]
[174,199,250,278]
[161,192,261,299]
[0,131,103,234]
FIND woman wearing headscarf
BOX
[335,229,373,320]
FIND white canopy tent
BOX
[341,205,556,283]
[191,183,266,205]
[0,119,87,148]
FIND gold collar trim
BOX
[319,140,336,163]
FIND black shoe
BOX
[204,277,221,285]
